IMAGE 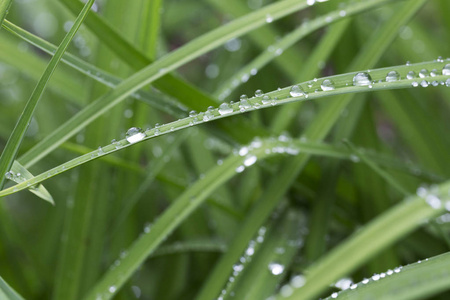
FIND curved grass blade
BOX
[1,60,448,197]
[1,20,186,117]
[277,182,450,300]
[324,251,450,300]
[150,239,227,258]
[0,0,96,190]
[7,161,54,204]
[196,1,431,298]
[215,0,394,99]
[81,136,309,299]
[17,0,315,168]
[227,209,307,300]
[0,275,24,300]
[0,0,12,28]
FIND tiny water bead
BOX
[268,262,284,275]
[353,72,372,86]
[189,110,197,117]
[5,171,14,180]
[243,155,257,167]
[290,85,306,97]
[126,127,146,144]
[420,80,429,88]
[203,106,215,121]
[262,95,271,104]
[406,71,417,79]
[442,64,450,75]
[254,89,263,97]
[265,14,273,23]
[446,78,450,87]
[218,103,233,115]
[320,79,335,91]
[385,70,400,82]
[419,69,429,78]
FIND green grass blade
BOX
[1,20,186,117]
[82,137,304,299]
[0,275,25,300]
[16,0,315,168]
[196,1,430,298]
[8,161,54,204]
[0,0,12,28]
[280,182,450,300]
[1,60,448,197]
[325,251,450,300]
[0,0,96,190]
[215,0,392,99]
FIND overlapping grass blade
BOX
[215,0,392,99]
[280,181,450,300]
[0,0,96,190]
[0,275,24,300]
[324,251,450,300]
[16,0,314,168]
[195,1,430,298]
[0,0,12,28]
[1,20,186,117]
[82,137,306,299]
[0,60,448,197]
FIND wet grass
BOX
[0,0,449,299]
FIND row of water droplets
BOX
[326,267,404,299]
[6,61,449,194]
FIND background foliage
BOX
[0,0,449,299]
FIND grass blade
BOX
[0,0,96,190]
[280,182,450,300]
[0,0,12,28]
[0,275,24,300]
[324,251,450,300]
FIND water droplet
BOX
[320,79,335,91]
[203,106,215,121]
[239,147,249,156]
[98,146,104,155]
[244,155,257,167]
[362,278,369,284]
[290,85,306,97]
[426,194,442,209]
[420,80,429,87]
[126,127,146,144]
[239,98,251,112]
[5,171,14,180]
[218,103,233,115]
[386,71,400,82]
[419,69,429,78]
[268,262,284,275]
[108,286,116,293]
[443,64,450,75]
[372,274,380,281]
[291,275,306,288]
[307,0,315,5]
[353,72,372,86]
[406,71,416,79]
[430,69,439,77]
[265,14,273,23]
[331,292,338,298]
[250,68,258,75]
[255,89,263,97]
[236,165,245,173]
[189,110,197,117]
[262,95,271,104]
[437,56,444,63]
[446,78,450,87]
[280,284,293,297]
[394,267,402,273]
[411,81,419,87]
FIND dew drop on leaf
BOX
[125,127,145,144]
[385,70,400,82]
[320,79,335,91]
[353,72,372,86]
[290,85,306,97]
